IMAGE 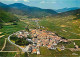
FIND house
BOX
[32,49,37,54]
[53,41,57,46]
[26,39,32,42]
[24,45,32,52]
[32,38,38,43]
[61,45,65,50]
[47,44,51,49]
[51,46,56,50]
[27,46,32,52]
[75,45,79,49]
[37,49,40,55]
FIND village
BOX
[12,28,76,55]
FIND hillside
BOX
[38,9,80,39]
[0,2,57,18]
[0,2,9,9]
[0,8,19,28]
[9,3,57,18]
[54,9,80,19]
[0,8,18,22]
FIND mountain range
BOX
[0,2,80,18]
[0,2,57,18]
[56,7,80,13]
[0,2,80,28]
[0,2,80,19]
[54,9,80,20]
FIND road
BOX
[8,33,29,52]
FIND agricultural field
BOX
[0,21,27,35]
[29,47,80,57]
[0,21,27,56]
[58,41,80,48]
[0,1,80,57]
[73,40,80,47]
[0,21,27,49]
[0,15,80,57]
[0,52,16,57]
[0,38,5,50]
[3,40,20,51]
[20,15,80,39]
[13,16,80,57]
[39,15,80,39]
[0,18,80,57]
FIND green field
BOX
[21,16,80,39]
[0,21,27,56]
[0,21,26,35]
[13,17,80,57]
[74,40,80,47]
[3,40,20,51]
[39,16,80,39]
[0,38,5,50]
[0,15,80,57]
[29,47,80,57]
[0,52,16,57]
[0,21,27,50]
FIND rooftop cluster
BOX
[14,29,68,54]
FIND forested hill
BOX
[0,2,57,18]
[0,8,18,23]
[9,3,57,18]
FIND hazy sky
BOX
[0,0,80,9]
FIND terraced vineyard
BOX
[0,21,27,57]
[39,15,80,39]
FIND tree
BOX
[10,35,18,41]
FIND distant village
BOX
[13,29,71,54]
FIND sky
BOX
[0,0,80,10]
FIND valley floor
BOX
[0,18,80,57]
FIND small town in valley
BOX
[0,1,80,57]
[10,28,79,55]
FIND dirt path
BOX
[8,33,29,52]
[0,35,5,38]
